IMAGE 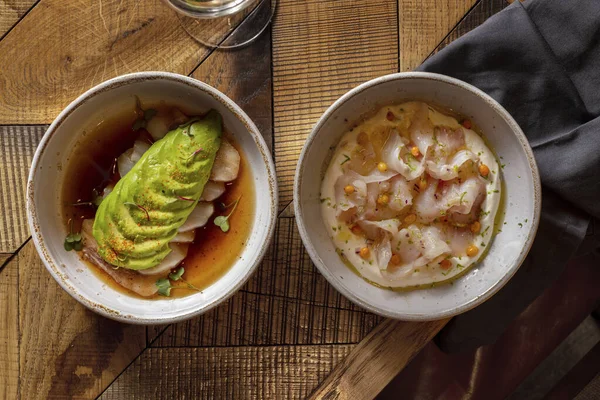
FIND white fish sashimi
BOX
[414,179,441,223]
[146,109,189,141]
[334,171,368,215]
[137,243,189,276]
[357,218,400,239]
[388,176,414,212]
[432,127,465,158]
[364,182,400,221]
[441,176,486,215]
[409,103,435,155]
[131,140,151,162]
[392,225,423,264]
[444,226,473,256]
[178,202,214,232]
[117,148,135,178]
[426,150,478,181]
[210,139,240,182]
[200,181,226,201]
[80,219,159,297]
[381,131,427,181]
[117,140,152,178]
[372,235,392,271]
[171,230,195,243]
[385,225,451,279]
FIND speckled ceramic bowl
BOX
[294,72,541,321]
[27,72,277,324]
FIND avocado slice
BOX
[92,110,222,270]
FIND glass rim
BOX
[163,0,256,18]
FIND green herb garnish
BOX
[214,197,241,233]
[340,154,351,165]
[156,278,173,296]
[64,219,83,251]
[156,267,202,297]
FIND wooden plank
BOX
[399,0,477,71]
[0,0,209,124]
[309,318,450,400]
[17,241,147,399]
[245,217,365,310]
[0,253,11,266]
[272,0,399,210]
[0,0,37,38]
[0,253,19,400]
[190,25,273,148]
[99,345,355,399]
[152,290,380,347]
[431,0,508,55]
[0,125,45,253]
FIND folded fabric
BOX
[418,0,600,352]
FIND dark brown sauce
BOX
[61,105,255,299]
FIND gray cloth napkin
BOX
[418,0,600,352]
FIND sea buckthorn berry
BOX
[466,245,479,257]
[479,163,490,177]
[439,259,452,270]
[404,213,417,224]
[377,162,388,172]
[410,146,420,157]
[359,247,370,259]
[462,119,472,129]
[470,221,481,233]
[391,254,401,265]
[344,185,355,194]
[386,111,395,121]
[377,194,389,205]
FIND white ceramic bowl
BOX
[27,72,277,324]
[294,72,541,321]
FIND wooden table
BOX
[0,0,509,398]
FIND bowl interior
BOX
[296,73,540,320]
[28,74,276,324]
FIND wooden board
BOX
[0,0,37,38]
[0,126,45,253]
[152,290,380,347]
[0,252,19,400]
[99,345,355,399]
[16,241,147,399]
[0,0,209,124]
[399,0,477,71]
[309,318,449,399]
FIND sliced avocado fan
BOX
[93,110,222,270]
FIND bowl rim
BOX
[26,71,278,324]
[294,71,542,321]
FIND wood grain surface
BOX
[100,345,355,399]
[0,0,207,124]
[399,0,477,71]
[0,126,45,253]
[0,252,19,400]
[272,0,399,209]
[309,318,450,400]
[16,241,147,399]
[0,0,37,38]
[0,0,495,398]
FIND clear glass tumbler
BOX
[164,0,276,49]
